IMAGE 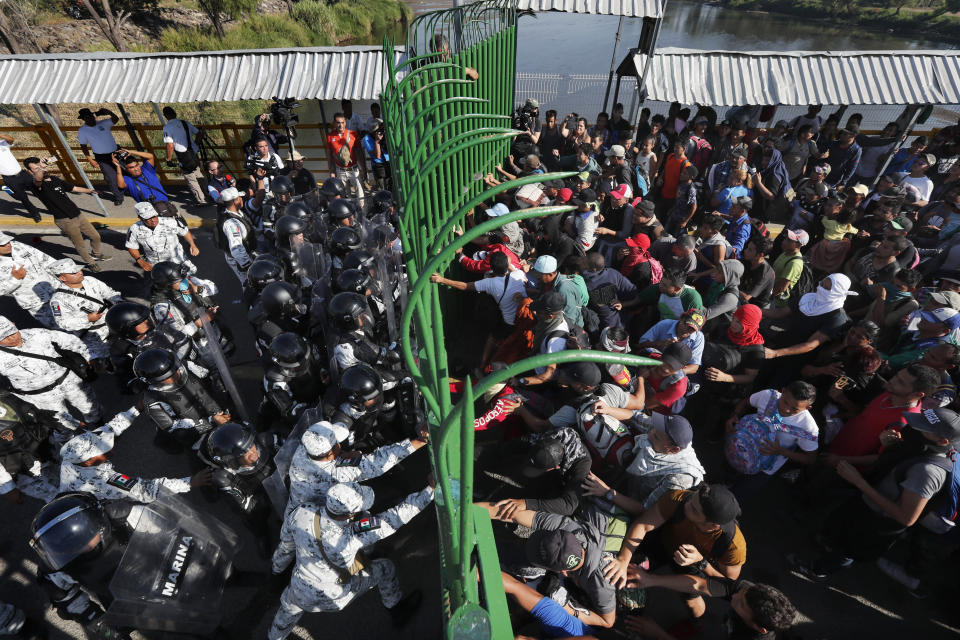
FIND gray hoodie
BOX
[704,259,744,321]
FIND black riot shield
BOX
[261,406,322,517]
[104,492,238,634]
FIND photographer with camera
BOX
[246,138,284,197]
[113,148,177,218]
[161,106,206,209]
[252,112,283,156]
[327,112,367,201]
[206,160,238,203]
[361,120,391,192]
[77,107,125,207]
[513,98,542,146]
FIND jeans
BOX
[93,152,124,202]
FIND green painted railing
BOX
[381,2,657,637]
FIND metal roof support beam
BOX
[32,103,110,218]
[872,104,926,189]
[150,102,167,127]
[602,16,625,114]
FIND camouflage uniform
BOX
[267,482,433,640]
[48,264,122,361]
[124,216,197,273]
[59,407,192,506]
[0,236,58,326]
[0,323,99,430]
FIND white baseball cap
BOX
[301,420,350,457]
[134,202,158,220]
[220,187,241,202]
[47,258,83,276]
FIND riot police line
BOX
[10,174,435,639]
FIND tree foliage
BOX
[197,0,259,38]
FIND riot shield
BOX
[374,253,399,343]
[105,491,238,634]
[290,233,319,285]
[199,313,250,423]
[261,406,322,517]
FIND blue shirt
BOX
[362,133,390,165]
[123,161,169,203]
[826,141,863,187]
[716,185,751,214]
[725,213,752,256]
[639,319,704,365]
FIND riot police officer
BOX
[268,481,432,640]
[0,390,58,503]
[328,292,399,373]
[260,332,327,429]
[274,215,312,288]
[328,363,405,451]
[106,300,208,392]
[243,255,287,308]
[248,174,295,248]
[326,199,356,229]
[198,421,278,546]
[134,348,230,453]
[249,281,312,356]
[328,226,362,278]
[216,186,259,286]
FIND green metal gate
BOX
[381,3,657,637]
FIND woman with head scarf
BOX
[765,273,857,362]
[753,146,794,223]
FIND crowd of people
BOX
[0,94,959,640]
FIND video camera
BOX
[245,155,279,177]
[512,103,537,133]
[270,96,300,139]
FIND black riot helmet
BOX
[335,268,371,296]
[329,226,362,258]
[284,200,313,222]
[343,249,376,273]
[274,215,308,246]
[260,281,306,318]
[321,176,346,198]
[204,422,257,471]
[271,175,295,202]
[327,199,355,225]
[338,363,383,412]
[246,258,285,292]
[328,291,373,333]
[133,348,186,391]
[106,301,153,339]
[371,190,394,215]
[151,260,190,289]
[269,332,310,371]
[30,492,111,570]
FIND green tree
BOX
[79,0,159,52]
[197,0,259,38]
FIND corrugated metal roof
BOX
[516,0,663,18]
[630,48,960,106]
[0,46,406,105]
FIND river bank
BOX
[722,0,960,46]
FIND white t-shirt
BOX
[162,119,200,153]
[77,119,118,154]
[901,175,934,202]
[0,140,20,176]
[473,271,527,325]
[748,389,819,475]
[535,317,570,374]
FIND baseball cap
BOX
[580,188,597,202]
[698,484,741,526]
[813,164,831,176]
[605,145,626,158]
[838,124,860,135]
[929,291,960,311]
[525,98,539,109]
[544,179,565,190]
[661,342,692,372]
[47,258,83,276]
[487,202,510,218]
[557,188,573,204]
[785,228,809,246]
[718,119,731,127]
[850,183,869,197]
[134,202,158,220]
[921,153,937,166]
[732,195,753,211]
[77,108,94,119]
[636,199,656,215]
[521,437,565,478]
[677,235,696,250]
[532,291,566,314]
[730,148,747,158]
[0,317,17,340]
[904,407,960,444]
[559,361,601,388]
[0,231,12,245]
[531,255,558,274]
[650,413,694,449]
[679,308,706,331]
[921,307,960,330]
[526,529,584,572]
[326,482,375,516]
[609,183,630,200]
[302,420,350,457]
[220,187,241,202]
[888,216,913,234]
[694,115,709,125]
[625,233,651,250]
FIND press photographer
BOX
[113,148,178,217]
[245,138,284,197]
[511,98,541,157]
[161,106,206,209]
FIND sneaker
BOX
[91,253,112,262]
[786,552,830,582]
[84,262,101,273]
[32,214,42,223]
[113,197,124,206]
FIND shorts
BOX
[490,316,515,340]
[530,595,595,638]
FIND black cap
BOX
[532,291,566,314]
[839,124,860,136]
[698,484,741,526]
[522,438,565,477]
[733,195,753,211]
[661,342,692,371]
[559,361,601,388]
[579,188,596,202]
[526,529,584,572]
[636,199,656,214]
[650,413,694,449]
[544,179,564,190]
[730,148,747,158]
[904,407,960,444]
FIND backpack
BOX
[785,255,816,309]
[724,391,817,475]
[634,164,650,197]
[688,136,713,171]
[546,315,591,351]
[575,400,635,467]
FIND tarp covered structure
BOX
[625,48,960,106]
[516,0,664,17]
[0,45,406,105]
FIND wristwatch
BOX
[605,489,616,502]
[517,377,528,386]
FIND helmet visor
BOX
[30,505,105,570]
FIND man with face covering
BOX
[765,273,856,360]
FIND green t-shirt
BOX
[772,252,804,305]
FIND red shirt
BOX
[645,373,688,415]
[327,130,359,168]
[458,244,522,274]
[829,392,920,458]
[661,153,691,199]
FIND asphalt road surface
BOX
[0,210,959,639]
